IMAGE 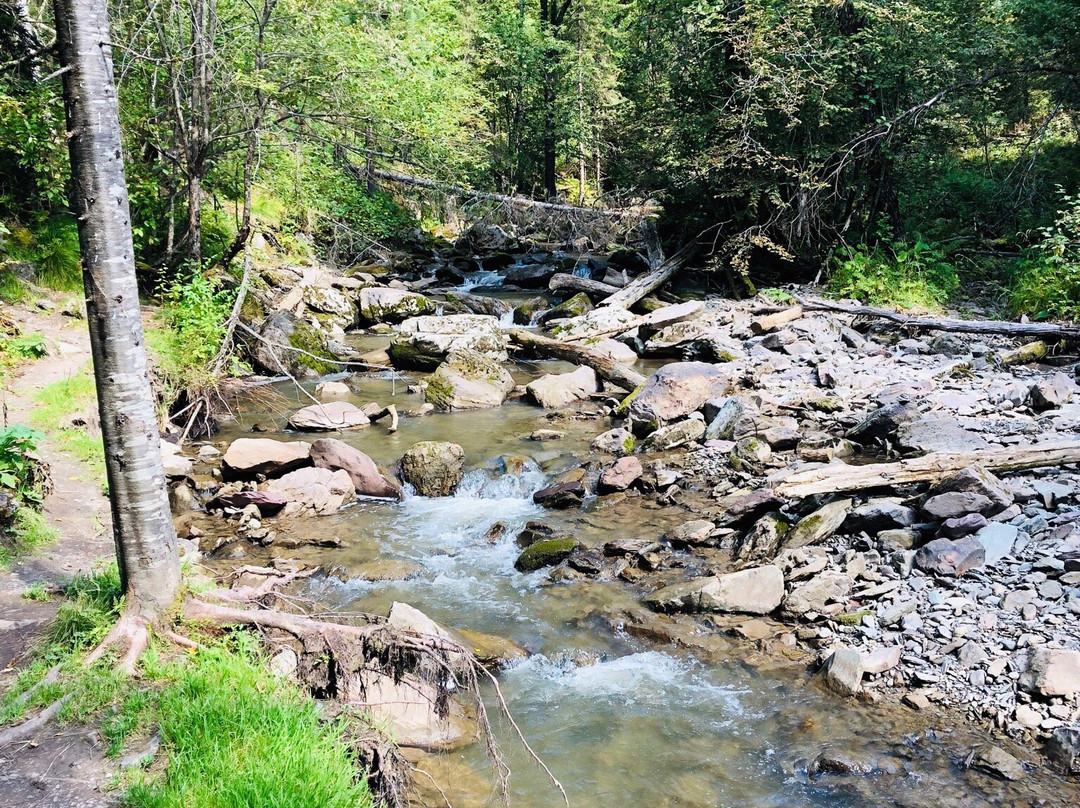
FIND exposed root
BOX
[8,662,62,712]
[0,693,72,747]
[83,613,151,675]
[160,629,207,652]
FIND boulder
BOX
[644,566,785,615]
[733,513,789,561]
[526,366,598,409]
[926,466,1013,511]
[897,417,989,453]
[532,479,587,509]
[704,397,747,441]
[1017,647,1080,698]
[784,499,852,549]
[666,519,716,548]
[1046,727,1080,774]
[589,338,638,365]
[302,285,357,328]
[940,513,988,537]
[287,401,370,431]
[513,296,548,326]
[592,427,635,456]
[537,292,593,325]
[358,287,436,324]
[389,314,507,370]
[973,522,1018,565]
[782,571,852,616]
[309,438,401,499]
[252,311,335,379]
[514,537,580,571]
[846,401,919,443]
[921,491,993,520]
[640,417,706,451]
[314,381,352,401]
[263,466,355,516]
[504,263,556,288]
[401,441,465,497]
[844,499,917,534]
[425,349,515,410]
[551,307,639,341]
[628,362,730,429]
[598,456,643,493]
[819,647,863,697]
[222,438,312,481]
[861,646,902,676]
[347,669,475,751]
[456,222,515,252]
[160,441,193,478]
[209,490,287,516]
[913,537,985,576]
[1030,372,1078,411]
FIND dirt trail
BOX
[0,299,114,807]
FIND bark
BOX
[0,0,43,80]
[598,246,690,310]
[790,296,1080,341]
[750,306,804,335]
[769,441,1080,499]
[508,328,645,390]
[548,272,621,299]
[53,0,180,617]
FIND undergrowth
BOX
[0,568,374,808]
[3,216,83,292]
[28,370,107,489]
[1009,191,1080,322]
[828,238,959,311]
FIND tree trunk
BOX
[508,328,645,390]
[53,0,180,618]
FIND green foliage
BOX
[0,82,68,217]
[829,239,960,311]
[4,216,83,291]
[0,425,45,501]
[2,332,47,360]
[1009,192,1080,321]
[153,272,237,390]
[22,581,51,602]
[0,508,58,569]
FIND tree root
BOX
[83,613,151,675]
[0,693,72,747]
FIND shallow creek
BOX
[211,329,1079,808]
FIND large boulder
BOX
[287,401,370,431]
[1016,648,1080,698]
[525,366,598,409]
[457,222,515,253]
[309,438,401,499]
[628,362,730,431]
[819,647,863,697]
[263,466,355,516]
[358,287,436,324]
[514,537,580,572]
[897,417,989,453]
[388,314,507,371]
[925,466,1013,512]
[347,669,475,751]
[222,438,312,481]
[425,349,515,410]
[504,263,556,288]
[302,285,357,329]
[401,441,465,497]
[251,311,336,379]
[537,292,592,325]
[644,566,785,614]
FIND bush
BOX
[3,216,83,292]
[1009,192,1080,322]
[828,239,960,311]
[0,425,46,502]
[153,272,237,391]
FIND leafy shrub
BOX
[828,239,959,311]
[4,216,83,291]
[1009,192,1080,321]
[152,272,237,391]
[0,425,46,502]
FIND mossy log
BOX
[769,441,1080,499]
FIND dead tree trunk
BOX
[599,246,691,310]
[54,0,180,620]
[508,328,645,390]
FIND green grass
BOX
[27,370,107,488]
[0,507,58,569]
[5,216,83,292]
[0,266,26,303]
[21,581,52,601]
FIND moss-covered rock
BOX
[251,311,335,379]
[424,349,515,410]
[514,537,580,572]
[537,292,593,325]
[513,296,549,325]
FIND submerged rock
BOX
[401,441,465,497]
[425,349,515,410]
[287,401,370,431]
[970,746,1027,781]
[514,537,580,572]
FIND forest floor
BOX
[0,299,115,808]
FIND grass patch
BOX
[22,581,52,601]
[0,266,26,303]
[0,508,58,569]
[27,370,107,487]
[5,216,83,292]
[1,569,374,808]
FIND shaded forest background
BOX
[1,0,1078,319]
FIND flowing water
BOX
[211,293,1080,808]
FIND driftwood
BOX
[791,296,1080,341]
[750,306,804,335]
[598,246,691,310]
[508,329,646,391]
[769,442,1080,499]
[548,273,621,299]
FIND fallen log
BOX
[598,245,692,310]
[549,273,622,299]
[791,296,1080,341]
[769,442,1080,499]
[750,306,803,335]
[507,328,646,391]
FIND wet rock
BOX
[537,292,593,325]
[592,427,635,456]
[358,287,436,324]
[644,565,785,615]
[844,499,918,533]
[598,456,643,493]
[287,401,371,431]
[349,669,475,751]
[971,746,1027,781]
[530,429,564,441]
[263,467,355,516]
[401,441,465,497]
[210,490,288,516]
[514,537,580,572]
[940,513,988,537]
[310,438,401,499]
[1046,727,1080,774]
[641,417,706,451]
[315,380,352,401]
[628,362,731,430]
[819,647,863,696]
[454,627,529,670]
[1017,647,1080,697]
[252,311,335,379]
[425,349,515,410]
[808,750,882,777]
[532,479,587,509]
[222,438,312,481]
[513,296,548,325]
[784,499,852,549]
[666,519,716,548]
[973,522,1018,565]
[169,482,198,514]
[526,366,598,409]
[913,537,985,576]
[568,548,606,575]
[1030,372,1078,411]
[515,521,557,548]
[922,491,993,520]
[897,417,989,453]
[782,571,852,617]
[504,263,556,288]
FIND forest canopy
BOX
[1,0,1078,315]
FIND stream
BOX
[209,282,1079,808]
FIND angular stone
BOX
[598,456,643,493]
[310,438,401,499]
[358,287,436,323]
[897,417,989,454]
[927,466,1013,511]
[592,427,635,456]
[263,466,355,516]
[210,490,287,516]
[389,314,507,370]
[974,523,1018,566]
[532,479,587,509]
[704,397,747,442]
[913,537,985,576]
[844,499,917,534]
[820,647,863,696]
[1046,727,1080,774]
[782,570,852,616]
[666,519,716,548]
[644,566,785,615]
[734,512,789,561]
[526,366,598,409]
[628,362,730,428]
[940,513,988,538]
[400,441,465,497]
[862,645,902,675]
[922,491,993,520]
[222,438,312,481]
[287,401,370,431]
[784,499,852,549]
[1017,647,1080,698]
[1030,372,1078,411]
[641,417,706,451]
[971,746,1027,781]
[315,381,352,401]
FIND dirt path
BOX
[0,299,115,808]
